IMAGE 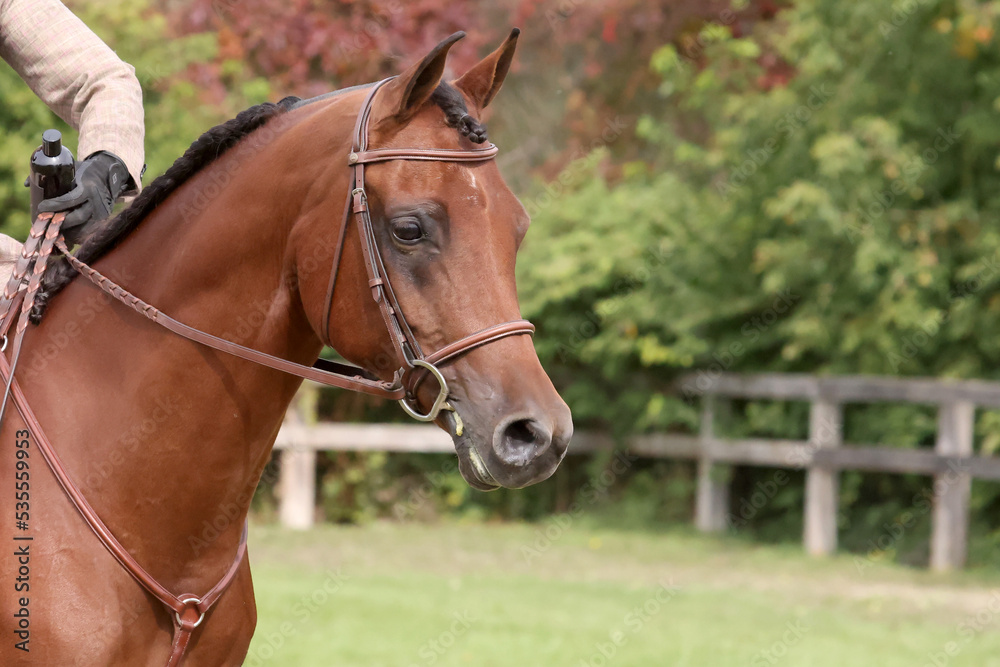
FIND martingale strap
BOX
[0,213,247,667]
[3,355,247,666]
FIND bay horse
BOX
[0,30,572,665]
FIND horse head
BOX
[295,31,573,490]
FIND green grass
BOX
[246,520,1000,666]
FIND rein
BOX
[0,78,535,665]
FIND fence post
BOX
[804,399,842,556]
[278,386,319,530]
[930,401,974,571]
[695,395,731,532]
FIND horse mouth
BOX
[463,446,501,491]
[444,410,500,491]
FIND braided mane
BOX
[32,82,487,321]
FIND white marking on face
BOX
[462,169,486,208]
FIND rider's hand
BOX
[37,151,131,232]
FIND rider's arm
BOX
[0,0,145,195]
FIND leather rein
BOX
[0,77,533,665]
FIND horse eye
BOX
[391,218,423,243]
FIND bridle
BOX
[321,76,535,421]
[0,77,535,666]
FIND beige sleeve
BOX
[0,0,145,193]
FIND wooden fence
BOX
[273,373,1000,571]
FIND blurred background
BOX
[6,0,1000,665]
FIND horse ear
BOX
[380,32,465,121]
[454,28,520,109]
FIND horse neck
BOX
[22,100,354,583]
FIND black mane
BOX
[32,82,487,322]
[30,96,300,321]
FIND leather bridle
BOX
[321,77,535,421]
[0,77,535,666]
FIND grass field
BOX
[245,520,1000,666]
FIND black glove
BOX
[37,151,131,232]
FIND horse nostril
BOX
[494,418,552,467]
[550,425,571,459]
[506,419,539,446]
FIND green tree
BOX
[521,0,1000,428]
[516,0,1000,561]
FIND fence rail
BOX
[273,373,1000,571]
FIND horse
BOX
[0,29,572,665]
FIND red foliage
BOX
[163,0,498,100]
[159,0,785,170]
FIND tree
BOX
[521,0,1000,427]
[515,0,1000,560]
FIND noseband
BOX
[320,77,535,421]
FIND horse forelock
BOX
[429,82,489,144]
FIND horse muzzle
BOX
[446,398,572,490]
